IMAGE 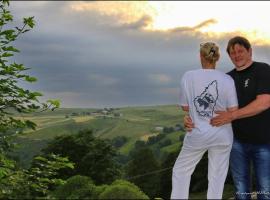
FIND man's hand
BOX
[183,115,194,132]
[210,111,234,127]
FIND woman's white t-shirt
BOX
[179,69,238,148]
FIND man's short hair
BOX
[226,36,251,54]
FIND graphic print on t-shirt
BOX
[194,80,218,118]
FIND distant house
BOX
[91,112,99,116]
[71,112,79,116]
[154,126,164,131]
[114,113,123,117]
[101,110,109,115]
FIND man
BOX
[184,36,270,199]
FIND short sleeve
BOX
[179,74,188,107]
[256,64,270,95]
[226,78,238,108]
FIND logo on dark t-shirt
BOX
[194,80,219,117]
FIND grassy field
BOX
[12,104,185,167]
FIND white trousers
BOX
[171,144,232,199]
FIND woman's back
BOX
[179,68,238,147]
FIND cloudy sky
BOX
[9,1,270,108]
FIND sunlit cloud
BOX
[169,19,218,33]
[120,15,153,30]
[70,1,270,45]
[69,1,155,28]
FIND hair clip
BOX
[209,47,215,55]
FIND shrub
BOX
[51,175,98,199]
[99,179,149,199]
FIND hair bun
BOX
[200,42,220,63]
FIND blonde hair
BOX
[200,42,220,64]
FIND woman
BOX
[171,42,238,199]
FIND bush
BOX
[99,179,149,199]
[146,134,166,145]
[51,175,99,199]
[112,136,128,148]
[158,138,172,148]
[163,127,174,134]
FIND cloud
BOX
[69,1,154,27]
[149,74,172,85]
[169,18,218,33]
[9,2,270,108]
[88,74,119,86]
[120,15,153,30]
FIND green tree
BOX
[0,153,74,199]
[51,175,101,199]
[42,129,121,184]
[126,147,160,199]
[159,151,179,199]
[28,153,74,197]
[111,136,128,148]
[0,0,59,153]
[0,1,60,197]
[99,179,149,199]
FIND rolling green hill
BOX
[12,105,186,168]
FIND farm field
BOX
[12,104,186,167]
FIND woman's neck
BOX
[202,62,215,69]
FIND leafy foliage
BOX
[126,147,160,198]
[158,151,179,199]
[42,129,121,184]
[99,179,149,199]
[51,175,100,199]
[28,153,74,197]
[0,0,60,153]
[146,133,166,145]
[0,153,74,199]
[112,136,128,148]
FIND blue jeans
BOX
[230,138,270,200]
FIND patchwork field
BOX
[12,104,186,167]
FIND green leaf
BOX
[3,12,13,21]
[24,76,37,82]
[31,91,43,97]
[2,0,10,6]
[34,156,48,162]
[23,17,35,28]
[1,52,13,57]
[0,30,15,36]
[65,163,75,169]
[47,99,61,109]
[2,46,20,52]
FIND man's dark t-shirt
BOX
[227,61,270,144]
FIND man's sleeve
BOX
[227,78,238,108]
[257,64,270,95]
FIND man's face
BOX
[228,44,252,69]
